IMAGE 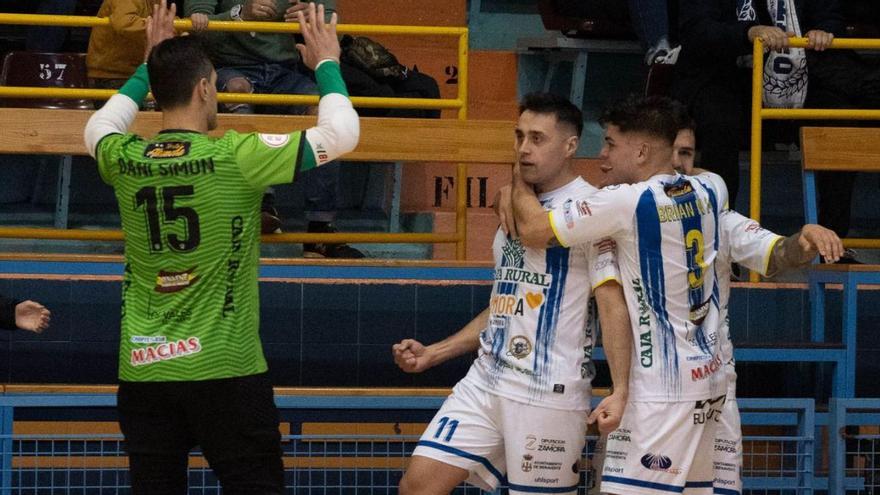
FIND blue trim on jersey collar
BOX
[416,440,506,485]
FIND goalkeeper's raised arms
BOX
[83,63,150,158]
[301,59,359,168]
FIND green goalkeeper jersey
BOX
[97,129,311,381]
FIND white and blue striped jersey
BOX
[550,172,729,401]
[463,177,620,411]
[716,207,784,382]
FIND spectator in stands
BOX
[83,2,358,491]
[674,0,876,246]
[184,0,364,258]
[0,295,50,333]
[87,0,208,92]
[628,0,675,64]
[26,0,77,52]
[674,0,833,208]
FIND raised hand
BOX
[144,0,177,61]
[798,224,844,263]
[294,3,341,70]
[15,300,50,333]
[392,339,432,373]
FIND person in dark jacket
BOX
[672,0,843,212]
[0,295,50,333]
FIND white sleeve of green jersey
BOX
[85,64,149,160]
[230,130,308,189]
[231,61,358,189]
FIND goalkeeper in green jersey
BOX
[83,2,359,492]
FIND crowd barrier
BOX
[748,37,880,281]
[0,13,490,260]
[0,387,832,494]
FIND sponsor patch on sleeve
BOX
[258,133,291,148]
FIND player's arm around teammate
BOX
[509,158,636,251]
[510,159,562,248]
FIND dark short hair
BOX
[147,36,214,110]
[519,92,584,138]
[599,94,681,145]
[670,99,695,133]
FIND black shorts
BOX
[117,372,283,495]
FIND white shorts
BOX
[591,396,725,495]
[412,379,588,494]
[713,392,741,494]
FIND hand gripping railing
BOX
[0,13,479,260]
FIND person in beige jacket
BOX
[86,0,207,91]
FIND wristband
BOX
[118,63,150,105]
[314,60,348,98]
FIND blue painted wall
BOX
[1,275,878,401]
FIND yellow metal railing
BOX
[0,13,473,259]
[750,37,880,280]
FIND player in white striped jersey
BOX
[393,93,633,495]
[512,95,732,494]
[673,122,843,495]
[711,209,840,494]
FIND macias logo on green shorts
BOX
[130,337,202,366]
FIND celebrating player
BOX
[83,1,358,492]
[393,93,633,495]
[673,110,843,495]
[512,94,730,495]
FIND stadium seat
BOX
[0,51,92,110]
[0,52,91,228]
[537,0,635,39]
